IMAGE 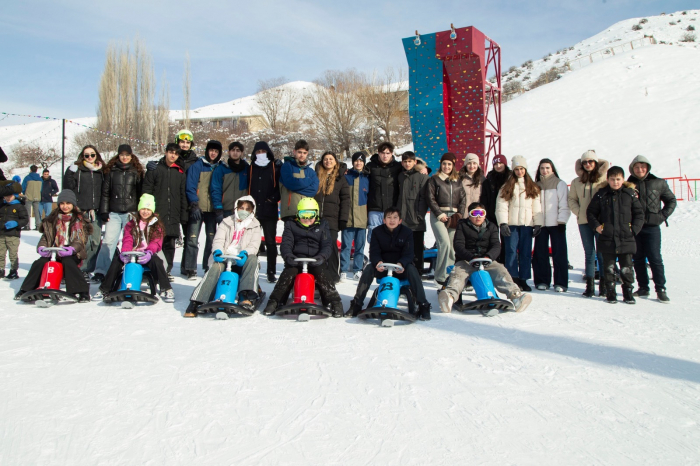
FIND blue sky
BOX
[1,0,696,125]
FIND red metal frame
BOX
[482,34,502,169]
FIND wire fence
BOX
[565,37,657,71]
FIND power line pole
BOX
[61,119,65,189]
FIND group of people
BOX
[0,130,677,317]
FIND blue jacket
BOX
[185,157,219,208]
[21,172,42,193]
[279,157,319,219]
[209,160,250,211]
[345,169,369,206]
[41,177,59,202]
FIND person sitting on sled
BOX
[184,195,262,317]
[437,202,532,314]
[15,190,92,302]
[347,206,432,320]
[91,194,174,302]
[263,197,344,317]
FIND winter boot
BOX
[657,289,670,303]
[438,290,454,314]
[598,279,607,297]
[331,301,344,318]
[5,269,19,280]
[347,299,363,317]
[77,293,91,303]
[418,302,432,321]
[633,288,650,298]
[605,282,617,304]
[184,301,199,318]
[263,299,278,316]
[582,277,595,298]
[519,279,532,292]
[622,287,636,304]
[14,290,26,301]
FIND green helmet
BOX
[296,197,319,222]
[175,129,194,146]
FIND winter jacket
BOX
[121,214,164,256]
[366,154,402,212]
[210,158,250,212]
[314,162,350,232]
[496,179,543,227]
[459,171,484,217]
[249,159,282,220]
[280,157,319,219]
[369,223,414,268]
[480,168,511,224]
[40,177,59,203]
[396,168,428,231]
[537,174,571,226]
[0,198,29,237]
[208,196,262,266]
[100,162,143,214]
[568,158,609,224]
[177,149,199,172]
[64,163,104,212]
[280,218,332,262]
[426,173,467,220]
[185,157,219,212]
[627,156,676,226]
[142,157,188,237]
[453,218,500,263]
[22,172,42,202]
[344,168,369,229]
[38,209,92,260]
[586,183,644,255]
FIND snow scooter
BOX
[357,263,418,327]
[274,258,332,321]
[103,251,158,308]
[196,254,266,320]
[458,258,514,316]
[20,247,78,308]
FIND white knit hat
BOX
[511,155,528,171]
[581,150,598,162]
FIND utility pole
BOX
[61,119,66,189]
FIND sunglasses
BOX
[469,209,486,218]
[582,160,595,166]
[178,134,193,142]
[298,210,317,220]
[84,153,97,158]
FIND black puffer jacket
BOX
[454,218,500,263]
[366,154,402,212]
[369,223,413,268]
[627,173,676,226]
[314,161,350,231]
[100,162,143,214]
[586,184,644,255]
[0,198,29,237]
[142,157,188,237]
[178,149,199,172]
[249,159,282,220]
[280,218,332,261]
[397,168,429,231]
[64,164,104,211]
[480,168,511,224]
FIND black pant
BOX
[100,250,171,294]
[162,235,178,273]
[179,222,187,274]
[269,264,340,306]
[184,212,217,272]
[532,226,569,288]
[21,255,89,295]
[413,231,424,272]
[327,228,340,282]
[633,225,666,291]
[258,217,278,275]
[602,253,634,289]
[353,262,427,306]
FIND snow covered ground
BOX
[1,202,699,464]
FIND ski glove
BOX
[311,255,325,267]
[558,224,566,233]
[533,226,542,237]
[499,224,511,237]
[137,251,152,265]
[37,246,52,258]
[284,255,298,267]
[213,249,224,263]
[4,220,18,229]
[58,247,76,257]
[338,221,347,231]
[146,160,158,171]
[189,202,202,221]
[214,209,224,225]
[100,212,110,223]
[235,250,248,268]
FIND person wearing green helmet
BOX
[263,197,343,317]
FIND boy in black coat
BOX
[348,207,431,320]
[587,166,645,304]
[263,197,343,317]
[0,181,29,279]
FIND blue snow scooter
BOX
[196,254,266,319]
[357,263,418,327]
[103,251,158,308]
[458,258,514,316]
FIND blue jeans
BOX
[366,211,384,247]
[340,228,367,274]
[504,225,533,280]
[38,202,53,220]
[94,212,130,275]
[578,223,603,278]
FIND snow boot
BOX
[582,277,595,298]
[657,289,670,303]
[622,287,636,304]
[331,301,344,318]
[633,288,650,298]
[519,279,532,292]
[418,302,431,321]
[5,269,19,280]
[347,299,363,317]
[184,301,199,318]
[263,299,278,316]
[14,290,26,300]
[598,279,607,297]
[605,282,617,304]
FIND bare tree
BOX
[11,142,61,169]
[357,67,407,144]
[256,77,302,133]
[183,52,191,129]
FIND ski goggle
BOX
[177,133,193,142]
[469,209,486,218]
[298,210,317,220]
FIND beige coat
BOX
[568,158,609,224]
[460,172,483,217]
[495,179,543,227]
[208,196,261,266]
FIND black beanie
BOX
[228,141,244,152]
[117,144,133,155]
[57,190,77,206]
[351,152,366,163]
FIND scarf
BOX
[225,216,253,255]
[255,153,270,167]
[54,214,74,247]
[83,160,103,171]
[136,220,149,250]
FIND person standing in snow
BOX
[340,152,370,281]
[279,139,319,222]
[365,142,402,246]
[210,141,250,224]
[532,158,570,292]
[459,153,485,218]
[479,154,511,264]
[38,169,59,222]
[0,182,29,280]
[627,155,676,303]
[21,165,43,229]
[396,151,429,274]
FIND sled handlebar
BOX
[294,257,317,273]
[469,258,492,270]
[42,247,68,260]
[122,250,147,263]
[221,254,245,261]
[379,263,404,276]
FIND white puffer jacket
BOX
[537,174,571,226]
[207,195,261,266]
[495,178,543,227]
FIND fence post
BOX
[631,41,634,49]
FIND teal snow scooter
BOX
[458,258,514,316]
[103,251,158,308]
[357,263,417,327]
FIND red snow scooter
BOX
[274,258,332,321]
[19,247,78,308]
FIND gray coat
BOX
[397,168,429,231]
